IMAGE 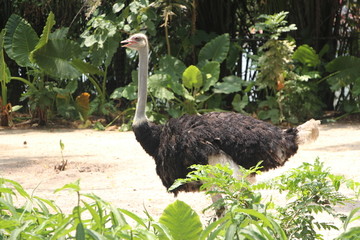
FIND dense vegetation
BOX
[0,2,359,238]
[1,159,359,239]
[0,0,359,127]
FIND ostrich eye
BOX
[134,37,141,41]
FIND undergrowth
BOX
[1,158,359,239]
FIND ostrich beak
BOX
[121,39,135,48]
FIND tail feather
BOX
[296,119,321,145]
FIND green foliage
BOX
[257,96,281,124]
[293,44,321,68]
[326,56,360,84]
[271,159,350,239]
[1,25,25,125]
[256,38,296,90]
[5,13,82,80]
[213,75,244,94]
[172,159,359,239]
[1,0,359,125]
[32,38,83,79]
[0,29,11,90]
[254,11,297,40]
[198,33,230,63]
[325,56,360,113]
[159,200,203,239]
[254,12,323,123]
[182,65,203,89]
[54,80,79,119]
[170,163,290,239]
[0,28,11,122]
[335,207,360,240]
[81,0,156,65]
[3,14,39,68]
[1,158,359,239]
[3,12,86,124]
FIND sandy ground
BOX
[0,123,359,238]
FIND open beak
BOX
[121,39,135,48]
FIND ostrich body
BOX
[122,33,320,196]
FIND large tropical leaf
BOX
[50,27,69,40]
[198,33,230,63]
[213,75,244,94]
[0,29,11,85]
[110,83,137,101]
[201,61,220,92]
[182,65,203,89]
[29,12,55,63]
[4,14,38,67]
[293,44,320,67]
[148,73,176,100]
[159,200,203,240]
[89,36,119,67]
[326,56,360,72]
[28,12,82,79]
[159,55,186,80]
[325,56,360,91]
[71,59,104,76]
[158,55,186,96]
[31,39,82,79]
[232,94,249,113]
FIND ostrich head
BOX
[121,33,148,50]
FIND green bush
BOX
[1,159,359,239]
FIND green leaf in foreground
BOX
[159,200,203,240]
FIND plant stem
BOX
[10,76,37,91]
[164,23,171,55]
[101,66,108,105]
[86,74,103,97]
[1,81,7,106]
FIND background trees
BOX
[0,0,359,126]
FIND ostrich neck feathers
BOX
[133,45,149,126]
[130,35,163,159]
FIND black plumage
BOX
[133,112,300,196]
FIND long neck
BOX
[133,45,149,126]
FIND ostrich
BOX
[121,33,320,212]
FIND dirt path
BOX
[1,123,359,237]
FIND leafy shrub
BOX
[253,12,324,124]
[3,12,85,124]
[172,159,360,239]
[270,159,350,239]
[1,159,359,239]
